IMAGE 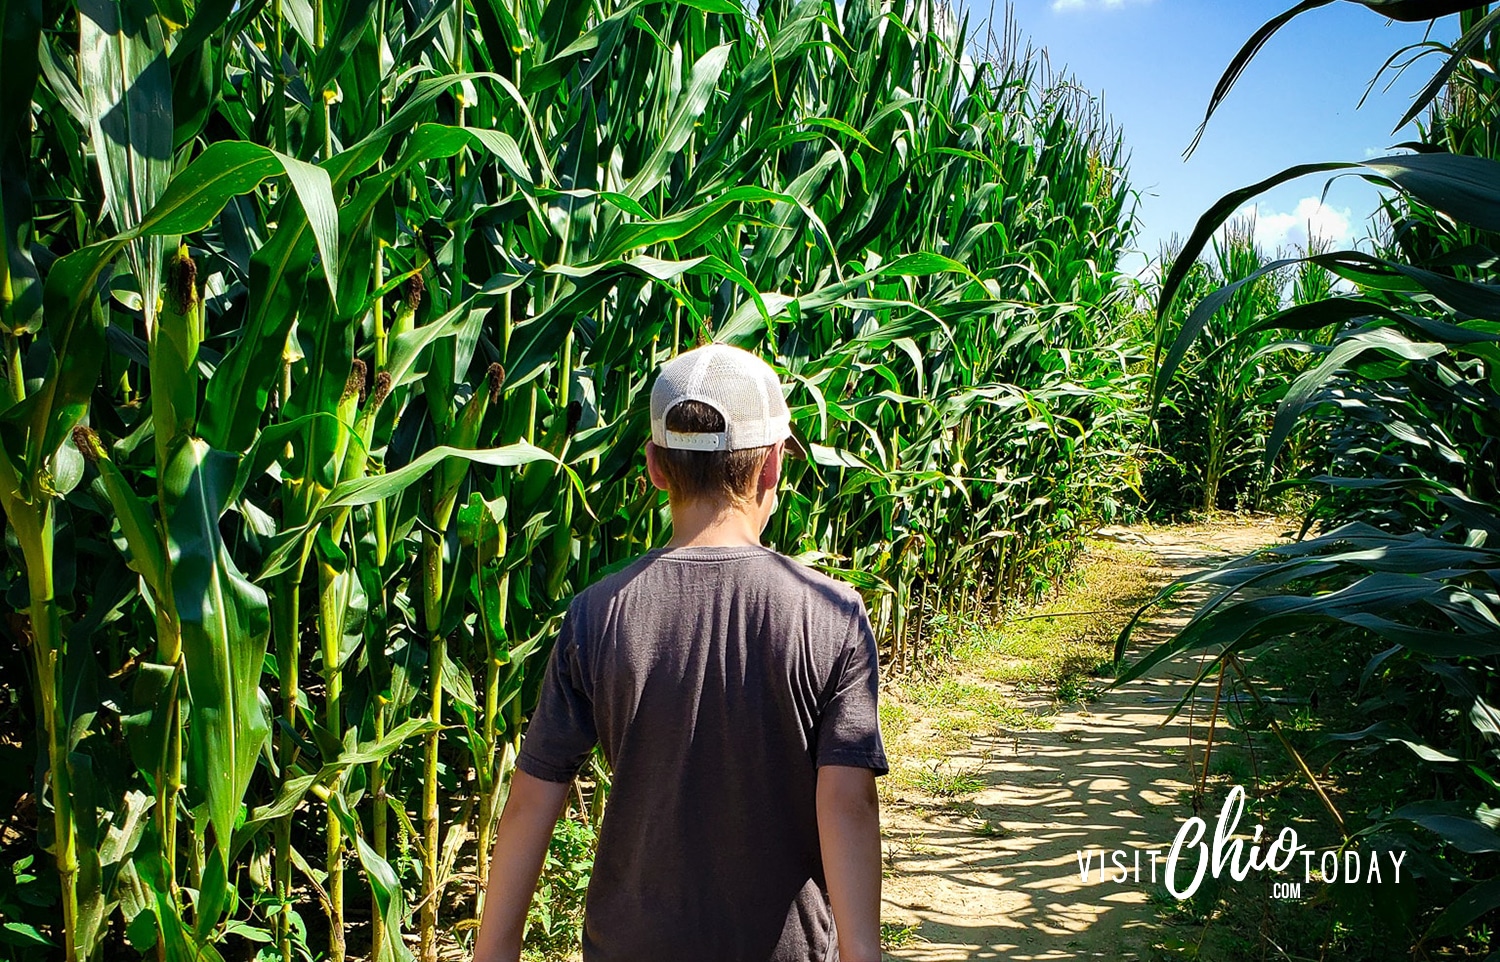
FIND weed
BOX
[880,701,913,740]
[912,764,986,798]
[884,831,934,868]
[881,920,923,948]
[1207,749,1249,782]
[524,817,597,957]
[1055,674,1089,702]
[899,832,933,856]
[935,714,981,736]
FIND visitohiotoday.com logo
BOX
[1075,785,1409,902]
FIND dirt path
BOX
[879,520,1285,961]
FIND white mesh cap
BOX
[650,344,804,456]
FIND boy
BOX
[473,343,887,962]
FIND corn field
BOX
[0,0,1142,956]
[1141,221,1333,516]
[1121,0,1500,953]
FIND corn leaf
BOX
[164,437,272,861]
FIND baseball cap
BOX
[650,344,807,457]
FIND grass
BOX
[881,920,924,948]
[880,539,1162,800]
[956,544,1154,711]
[879,701,914,742]
[910,763,987,798]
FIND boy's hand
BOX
[472,769,572,962]
[816,765,882,962]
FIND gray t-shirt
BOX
[516,544,888,962]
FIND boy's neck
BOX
[666,498,764,548]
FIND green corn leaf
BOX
[324,442,564,509]
[1321,721,1461,763]
[525,0,642,94]
[332,718,443,768]
[1392,6,1500,130]
[309,0,379,95]
[136,841,227,962]
[599,185,791,260]
[1265,325,1448,468]
[1351,0,1486,18]
[238,718,440,839]
[328,792,415,962]
[1423,878,1500,942]
[167,0,239,64]
[625,43,734,200]
[801,116,879,151]
[467,127,537,189]
[1185,0,1478,157]
[1157,151,1500,333]
[281,289,354,490]
[138,141,284,233]
[1360,152,1500,233]
[1397,801,1500,854]
[1115,572,1456,687]
[164,437,271,862]
[196,225,307,453]
[1,293,107,491]
[240,775,318,830]
[192,849,230,940]
[0,922,54,948]
[502,272,636,391]
[878,251,981,282]
[1156,246,1500,413]
[86,448,168,598]
[200,125,491,452]
[120,661,177,790]
[78,0,173,321]
[275,153,340,297]
[223,413,341,508]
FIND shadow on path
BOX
[880,521,1284,961]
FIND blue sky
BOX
[974,0,1459,275]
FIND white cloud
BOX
[1051,0,1152,11]
[1364,145,1415,160]
[1234,196,1354,253]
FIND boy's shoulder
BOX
[754,549,866,610]
[571,546,865,617]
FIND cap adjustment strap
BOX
[661,429,729,451]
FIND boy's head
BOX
[645,344,803,510]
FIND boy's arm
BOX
[817,764,882,962]
[472,769,572,962]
